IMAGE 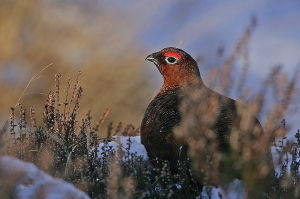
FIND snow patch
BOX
[0,156,90,199]
[97,136,148,160]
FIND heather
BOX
[1,48,299,198]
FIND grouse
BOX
[141,47,275,197]
[142,47,271,164]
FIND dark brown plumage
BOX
[141,47,275,197]
[141,47,264,166]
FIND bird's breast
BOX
[141,89,181,137]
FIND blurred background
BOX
[0,0,299,128]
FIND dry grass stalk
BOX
[14,63,53,107]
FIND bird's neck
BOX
[161,66,203,91]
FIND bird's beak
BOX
[145,53,161,74]
[145,54,155,62]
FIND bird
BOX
[141,47,275,197]
[141,47,245,163]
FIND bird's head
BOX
[146,47,201,89]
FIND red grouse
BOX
[141,47,275,197]
[141,47,265,167]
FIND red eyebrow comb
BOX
[163,52,182,59]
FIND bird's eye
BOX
[165,56,178,64]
